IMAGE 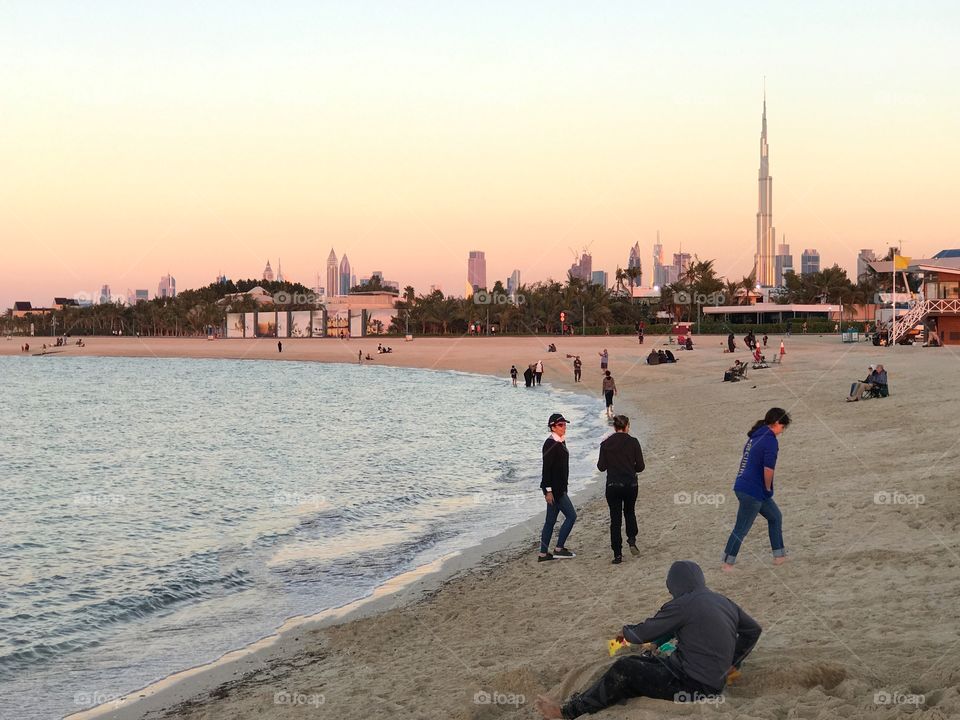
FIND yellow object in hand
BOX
[608,638,628,656]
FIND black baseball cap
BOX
[548,413,570,427]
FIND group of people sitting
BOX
[647,349,677,365]
[376,343,393,354]
[847,364,888,401]
[547,343,558,352]
[675,335,695,350]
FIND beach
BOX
[7,334,959,719]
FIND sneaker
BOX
[537,553,555,562]
[628,543,640,557]
[553,548,576,559]
[612,556,622,565]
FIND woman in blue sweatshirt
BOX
[722,407,791,571]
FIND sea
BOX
[0,356,607,720]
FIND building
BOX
[652,234,667,288]
[12,301,48,318]
[339,255,352,296]
[775,243,794,286]
[158,274,176,299]
[591,270,609,289]
[801,249,820,275]
[276,259,284,283]
[672,252,691,279]
[507,269,521,296]
[262,260,275,282]
[569,252,592,282]
[754,93,776,287]
[99,284,112,304]
[886,252,960,344]
[127,289,149,305]
[857,249,878,281]
[326,249,339,298]
[467,251,487,296]
[628,242,642,272]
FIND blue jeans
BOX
[540,493,577,553]
[722,491,785,564]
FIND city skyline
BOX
[3,2,958,309]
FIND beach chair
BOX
[865,382,889,399]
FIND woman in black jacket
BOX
[598,415,645,564]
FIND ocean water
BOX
[0,356,606,720]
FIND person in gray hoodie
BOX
[535,561,761,719]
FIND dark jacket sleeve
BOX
[732,606,762,668]
[634,438,645,473]
[597,440,607,472]
[622,600,685,644]
[541,439,555,494]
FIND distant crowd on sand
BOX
[524,334,893,718]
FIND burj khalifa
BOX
[754,93,775,287]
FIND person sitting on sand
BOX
[646,350,660,365]
[847,365,878,402]
[664,349,677,363]
[657,350,668,363]
[684,337,693,350]
[722,408,791,571]
[535,560,762,719]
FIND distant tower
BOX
[652,232,665,287]
[339,255,352,295]
[262,260,275,282]
[775,242,794,286]
[857,249,877,281]
[507,269,521,296]
[801,249,821,275]
[754,90,776,287]
[276,258,284,283]
[628,242,642,270]
[158,274,176,299]
[467,251,487,296]
[326,249,338,297]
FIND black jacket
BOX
[623,561,762,692]
[541,437,569,497]
[597,432,644,487]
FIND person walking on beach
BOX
[573,355,582,383]
[602,371,617,420]
[510,365,518,387]
[535,561,762,719]
[538,413,577,562]
[358,349,362,364]
[721,408,791,571]
[524,364,534,387]
[599,349,609,372]
[598,415,644,564]
[535,359,544,386]
[277,341,282,353]
[727,332,736,353]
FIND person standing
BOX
[599,348,609,372]
[535,359,544,386]
[277,341,283,353]
[598,415,644,564]
[523,364,534,387]
[358,349,362,364]
[510,365,518,387]
[538,413,577,562]
[762,334,768,348]
[602,370,617,420]
[722,408,791,571]
[727,332,736,353]
[573,355,582,383]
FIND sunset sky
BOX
[2,1,959,309]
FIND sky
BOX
[2,1,959,308]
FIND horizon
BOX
[3,1,959,309]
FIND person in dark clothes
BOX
[573,355,582,383]
[538,413,577,561]
[598,415,644,564]
[510,365,518,387]
[646,350,660,365]
[601,370,617,419]
[664,349,676,363]
[657,350,668,363]
[722,408,791,571]
[727,332,736,353]
[684,337,693,350]
[524,365,534,387]
[535,561,762,719]
[277,341,282,353]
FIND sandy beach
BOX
[9,333,959,719]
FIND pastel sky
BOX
[2,1,959,308]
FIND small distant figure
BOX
[277,341,283,353]
[510,365,518,387]
[657,349,668,364]
[762,334,768,348]
[727,332,736,353]
[599,349,609,371]
[786,320,793,336]
[365,352,374,360]
[646,350,660,365]
[358,349,362,364]
[684,337,693,351]
[602,371,617,419]
[802,321,808,334]
[535,360,544,386]
[573,355,582,383]
[524,364,534,388]
[547,343,557,353]
[834,323,840,334]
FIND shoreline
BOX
[9,335,958,719]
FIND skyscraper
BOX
[628,242,642,271]
[857,249,877,280]
[672,252,691,279]
[801,249,820,275]
[591,270,608,289]
[339,255,352,295]
[754,93,776,287]
[507,269,521,296]
[262,260,275,282]
[99,284,112,304]
[569,252,592,281]
[326,249,338,297]
[158,274,176,299]
[652,233,666,288]
[775,242,794,286]
[467,251,486,296]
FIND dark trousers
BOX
[561,655,718,718]
[605,483,638,556]
[574,368,581,382]
[535,372,543,385]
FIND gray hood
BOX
[666,560,706,598]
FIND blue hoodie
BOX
[733,425,778,500]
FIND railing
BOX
[890,298,960,342]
